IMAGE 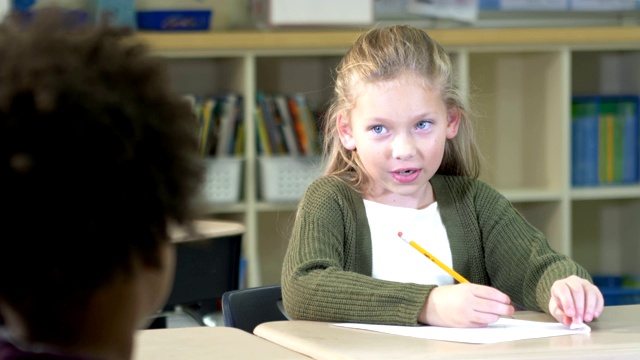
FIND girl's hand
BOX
[419,283,515,327]
[548,275,604,327]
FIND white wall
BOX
[0,0,9,22]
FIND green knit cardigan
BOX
[281,174,591,326]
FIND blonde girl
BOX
[282,25,603,327]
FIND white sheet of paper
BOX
[334,318,590,344]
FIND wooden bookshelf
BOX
[137,27,640,52]
[136,26,640,287]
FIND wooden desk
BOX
[254,304,640,359]
[133,327,309,360]
[170,220,246,244]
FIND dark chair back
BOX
[221,285,288,333]
[167,234,242,307]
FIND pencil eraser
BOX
[569,322,584,330]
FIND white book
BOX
[274,95,300,156]
[216,94,238,158]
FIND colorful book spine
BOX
[274,94,301,156]
[255,106,272,156]
[572,95,639,187]
[288,96,311,155]
[613,102,624,183]
[571,102,585,186]
[293,93,320,156]
[256,91,286,155]
[571,99,599,186]
[234,122,245,156]
[216,94,238,158]
[621,99,639,183]
[599,101,615,184]
[232,96,245,156]
[196,97,216,158]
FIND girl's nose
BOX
[392,133,416,160]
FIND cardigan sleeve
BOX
[281,176,433,325]
[471,180,592,312]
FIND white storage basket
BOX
[200,157,243,204]
[259,156,322,202]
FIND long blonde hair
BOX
[322,25,480,191]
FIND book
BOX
[216,94,239,158]
[613,102,624,183]
[255,106,272,156]
[231,96,245,156]
[573,95,640,187]
[599,100,628,185]
[256,91,286,155]
[571,101,586,186]
[200,97,217,158]
[292,93,320,155]
[234,122,245,156]
[274,94,300,156]
[287,96,311,155]
[620,99,639,183]
[571,97,599,186]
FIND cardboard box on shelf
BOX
[252,0,374,28]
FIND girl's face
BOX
[337,73,460,208]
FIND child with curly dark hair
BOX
[0,8,204,360]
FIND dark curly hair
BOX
[0,9,204,330]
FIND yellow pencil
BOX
[397,232,469,284]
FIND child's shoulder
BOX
[303,175,360,201]
[432,174,502,198]
[308,174,355,190]
[432,173,489,188]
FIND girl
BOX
[281,25,603,328]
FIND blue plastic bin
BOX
[600,287,640,306]
[592,275,640,306]
[136,10,212,31]
[592,275,624,288]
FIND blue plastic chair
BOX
[221,285,289,333]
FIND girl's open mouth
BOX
[396,169,416,175]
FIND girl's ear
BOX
[337,113,356,150]
[446,108,461,139]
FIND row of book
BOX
[188,92,321,158]
[571,95,639,186]
[255,91,321,156]
[187,94,243,158]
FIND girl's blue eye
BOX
[372,125,386,134]
[417,121,431,130]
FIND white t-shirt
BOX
[364,200,454,286]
